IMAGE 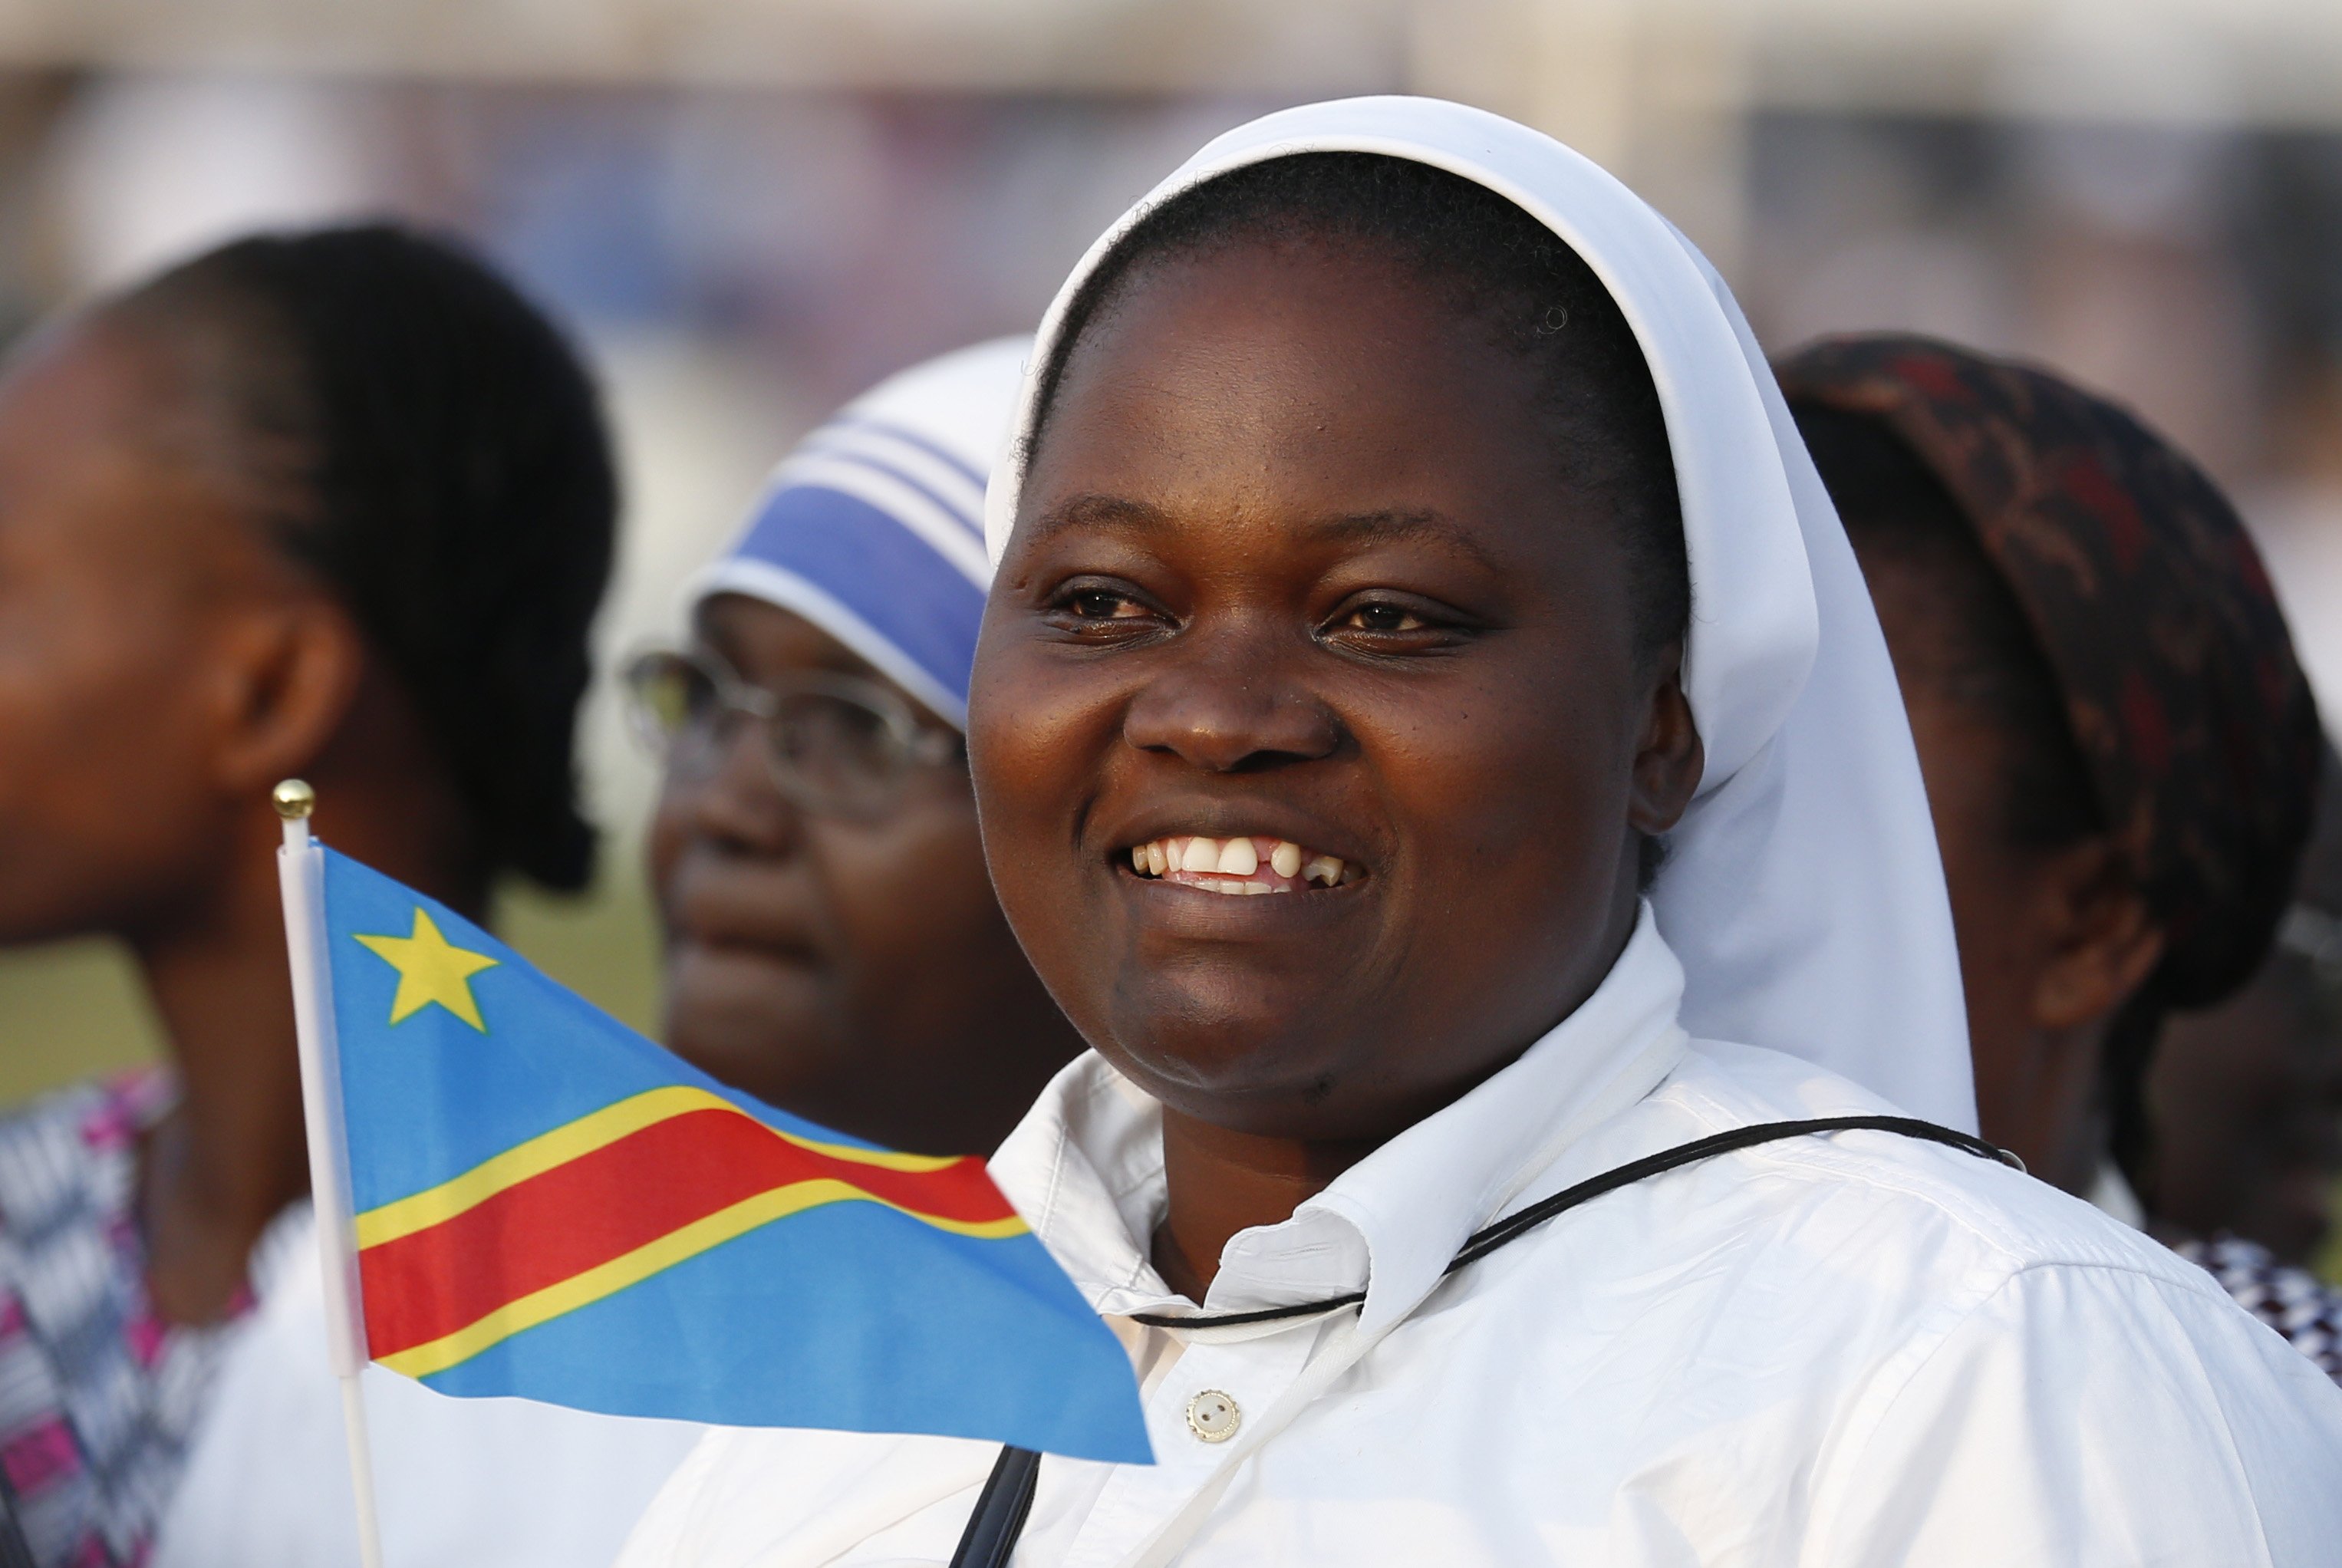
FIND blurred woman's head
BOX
[0,223,614,950]
[1781,334,2320,1194]
[637,341,1085,1155]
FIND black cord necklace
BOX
[947,1114,2018,1568]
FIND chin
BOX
[1091,986,1372,1132]
[0,881,121,946]
[661,956,842,1108]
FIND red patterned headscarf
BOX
[1777,334,2321,1010]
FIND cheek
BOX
[0,595,222,924]
[968,624,1113,802]
[1902,702,2041,1036]
[1347,667,1641,1003]
[1933,834,2044,1051]
[1372,678,1627,875]
[0,543,204,753]
[819,792,1002,978]
[967,631,1121,903]
[646,782,694,911]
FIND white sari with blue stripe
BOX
[689,338,1028,730]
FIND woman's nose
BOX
[1120,627,1342,773]
[674,716,805,854]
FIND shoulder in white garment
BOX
[152,1204,707,1568]
[615,924,2342,1568]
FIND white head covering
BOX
[981,98,1976,1130]
[692,337,1029,730]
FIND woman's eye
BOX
[1339,602,1431,634]
[1067,588,1145,620]
[1041,581,1162,636]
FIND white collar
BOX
[990,906,1688,1336]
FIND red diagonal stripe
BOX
[358,1107,1011,1359]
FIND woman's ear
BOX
[1627,642,1704,836]
[2027,838,2166,1031]
[201,594,369,796]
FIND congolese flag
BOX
[285,840,1148,1464]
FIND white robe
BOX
[616,913,2342,1567]
[153,1204,704,1568]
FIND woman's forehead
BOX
[700,595,872,678]
[696,593,952,727]
[1023,239,1573,542]
[0,330,275,590]
[1053,236,1500,404]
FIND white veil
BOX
[981,97,1975,1131]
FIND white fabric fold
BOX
[980,95,1974,1129]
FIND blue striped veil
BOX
[688,338,1029,730]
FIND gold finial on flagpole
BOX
[273,779,316,821]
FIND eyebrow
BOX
[1016,493,1172,551]
[1018,496,1505,575]
[1295,509,1507,575]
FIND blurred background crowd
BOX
[1,0,2338,1275]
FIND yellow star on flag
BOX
[354,908,500,1032]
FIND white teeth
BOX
[1128,835,1355,891]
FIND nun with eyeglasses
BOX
[627,336,1086,1158]
[616,100,2342,1568]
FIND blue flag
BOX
[294,841,1148,1464]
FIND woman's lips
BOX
[663,866,827,963]
[672,930,825,970]
[1123,834,1359,895]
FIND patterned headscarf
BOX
[1777,333,2321,1009]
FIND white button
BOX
[1185,1389,1240,1443]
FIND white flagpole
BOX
[273,780,387,1568]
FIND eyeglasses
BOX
[621,645,962,819]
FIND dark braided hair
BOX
[109,224,614,891]
[1028,152,1691,669]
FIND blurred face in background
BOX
[0,315,317,947]
[644,591,1082,1155]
